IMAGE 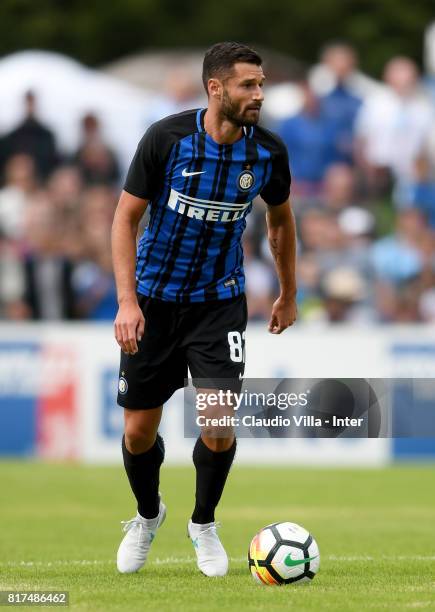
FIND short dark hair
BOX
[202,42,262,94]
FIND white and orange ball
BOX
[248,522,320,585]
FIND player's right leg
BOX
[117,406,167,574]
[115,294,188,573]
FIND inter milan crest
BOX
[118,376,128,395]
[237,170,255,191]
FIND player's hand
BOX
[268,296,297,334]
[114,297,145,355]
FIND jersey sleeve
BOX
[260,138,291,206]
[123,122,166,200]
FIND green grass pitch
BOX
[0,462,434,611]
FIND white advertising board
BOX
[1,323,434,465]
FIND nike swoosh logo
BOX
[182,168,206,177]
[284,552,318,567]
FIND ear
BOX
[208,78,223,99]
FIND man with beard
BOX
[112,42,297,577]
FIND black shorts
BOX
[117,292,247,410]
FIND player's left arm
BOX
[266,199,297,334]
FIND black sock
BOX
[191,436,236,524]
[122,433,165,519]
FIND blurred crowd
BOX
[1,42,435,324]
[0,91,119,321]
[248,42,435,323]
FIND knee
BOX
[124,427,156,454]
[201,433,235,452]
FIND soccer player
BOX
[112,41,297,577]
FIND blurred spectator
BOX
[376,278,424,323]
[159,67,205,117]
[322,163,358,212]
[73,113,120,187]
[47,165,85,259]
[393,281,423,322]
[419,288,435,322]
[0,90,58,181]
[371,208,435,322]
[295,253,323,319]
[72,186,118,320]
[243,236,275,320]
[296,204,376,320]
[320,266,371,323]
[277,81,337,199]
[338,206,376,282]
[21,192,75,320]
[298,207,345,253]
[355,57,434,194]
[401,131,435,228]
[246,197,269,256]
[72,250,117,321]
[0,154,36,240]
[48,165,83,212]
[405,163,435,229]
[338,206,375,243]
[418,117,435,177]
[320,164,376,280]
[316,43,363,164]
[424,21,435,98]
[310,40,380,100]
[79,185,117,240]
[0,237,27,320]
[371,209,428,285]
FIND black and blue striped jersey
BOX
[124,108,291,303]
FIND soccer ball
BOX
[248,522,320,585]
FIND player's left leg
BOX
[191,402,237,525]
[184,293,247,577]
[188,395,237,577]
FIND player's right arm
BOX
[111,190,148,355]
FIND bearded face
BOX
[220,87,262,127]
[212,63,264,128]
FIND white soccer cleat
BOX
[117,500,166,573]
[188,519,229,577]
